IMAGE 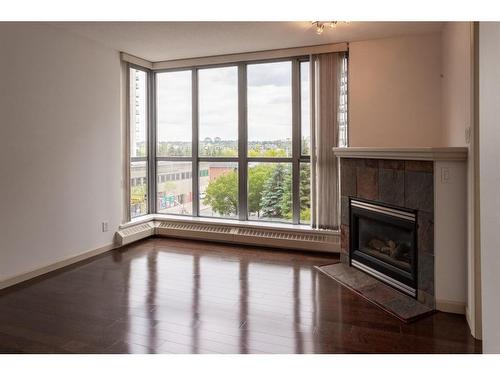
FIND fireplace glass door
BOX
[350,198,417,297]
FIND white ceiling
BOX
[51,22,444,62]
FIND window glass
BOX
[157,71,192,157]
[199,67,238,157]
[130,161,148,218]
[199,162,239,218]
[247,62,292,157]
[157,161,193,215]
[300,61,310,156]
[247,162,292,222]
[299,163,311,224]
[130,68,147,158]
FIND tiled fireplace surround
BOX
[340,158,435,308]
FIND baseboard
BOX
[436,299,466,315]
[0,242,118,290]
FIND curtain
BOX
[311,52,346,230]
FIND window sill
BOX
[121,213,339,235]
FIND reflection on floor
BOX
[0,238,481,353]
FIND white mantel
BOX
[332,147,468,161]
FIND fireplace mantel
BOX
[337,149,468,315]
[332,147,468,161]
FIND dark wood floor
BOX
[0,238,481,354]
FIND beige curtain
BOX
[311,52,345,230]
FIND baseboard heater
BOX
[116,219,339,253]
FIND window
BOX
[128,56,344,225]
[157,161,193,215]
[199,162,238,218]
[199,67,238,157]
[157,70,192,157]
[300,61,311,156]
[247,61,292,158]
[129,68,148,218]
[248,162,292,222]
[155,70,193,216]
[338,56,348,148]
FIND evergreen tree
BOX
[299,164,311,222]
[261,164,290,218]
[248,164,273,217]
[278,164,311,222]
[280,171,293,219]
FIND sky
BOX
[155,61,310,144]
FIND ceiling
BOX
[51,22,444,62]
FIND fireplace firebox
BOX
[349,198,418,297]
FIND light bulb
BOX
[316,23,324,35]
[329,21,337,29]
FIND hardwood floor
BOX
[0,238,481,354]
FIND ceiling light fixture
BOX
[311,21,349,35]
[312,21,325,35]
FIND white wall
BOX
[479,22,500,354]
[434,160,467,312]
[348,33,442,147]
[441,22,471,147]
[440,22,480,338]
[0,23,123,282]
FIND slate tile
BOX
[405,160,433,173]
[357,165,379,201]
[379,168,405,206]
[340,159,357,197]
[405,171,433,213]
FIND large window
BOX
[129,57,324,225]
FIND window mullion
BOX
[292,59,301,225]
[149,70,157,215]
[192,68,199,217]
[238,63,248,221]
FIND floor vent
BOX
[237,228,329,242]
[118,219,339,253]
[235,228,334,251]
[157,222,234,234]
[156,221,236,242]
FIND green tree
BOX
[280,170,293,219]
[203,170,238,216]
[248,164,273,217]
[278,164,311,222]
[299,164,311,222]
[261,164,290,218]
[248,148,287,157]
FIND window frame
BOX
[128,56,312,225]
[127,64,153,221]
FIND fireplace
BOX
[350,198,418,297]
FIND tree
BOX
[248,148,287,157]
[203,170,238,216]
[299,165,311,222]
[260,164,290,218]
[248,164,273,217]
[280,171,293,219]
[278,164,311,222]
